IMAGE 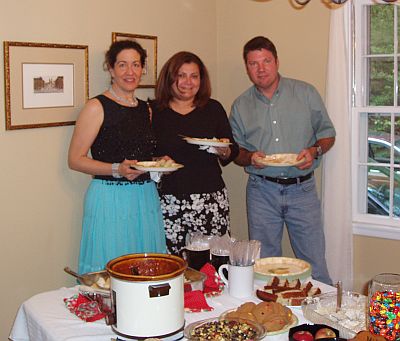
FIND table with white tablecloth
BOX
[9,279,334,341]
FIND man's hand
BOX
[251,151,267,169]
[296,149,314,170]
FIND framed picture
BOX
[112,32,157,88]
[4,41,88,130]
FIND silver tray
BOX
[301,291,367,339]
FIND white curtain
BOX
[322,2,353,290]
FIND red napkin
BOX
[200,263,224,296]
[184,290,213,312]
[64,294,106,322]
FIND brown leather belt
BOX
[256,172,313,185]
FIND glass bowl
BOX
[184,316,266,340]
[301,291,367,339]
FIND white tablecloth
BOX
[9,279,334,341]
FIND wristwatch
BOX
[314,144,323,159]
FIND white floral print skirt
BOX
[160,187,231,255]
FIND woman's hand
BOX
[215,146,231,160]
[121,160,145,181]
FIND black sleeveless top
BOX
[92,95,155,182]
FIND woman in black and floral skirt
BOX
[151,51,239,255]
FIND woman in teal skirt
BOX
[68,40,167,274]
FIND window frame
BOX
[351,0,400,239]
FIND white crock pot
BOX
[106,253,187,340]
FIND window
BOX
[353,0,400,237]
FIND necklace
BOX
[108,86,138,107]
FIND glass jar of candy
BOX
[368,273,400,341]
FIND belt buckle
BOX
[277,177,289,184]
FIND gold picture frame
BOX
[4,41,88,130]
[112,32,157,88]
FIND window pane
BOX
[368,113,392,163]
[368,5,395,54]
[368,58,394,106]
[367,165,390,217]
[369,5,394,55]
[394,172,400,217]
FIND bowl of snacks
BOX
[184,316,265,340]
[301,291,367,339]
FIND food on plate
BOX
[189,319,259,340]
[292,330,314,341]
[254,257,311,281]
[137,159,180,168]
[190,137,229,143]
[95,276,110,289]
[224,301,293,332]
[256,276,321,306]
[314,327,337,339]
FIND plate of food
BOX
[132,160,184,172]
[183,136,232,148]
[184,316,265,340]
[257,153,305,167]
[221,301,298,336]
[254,257,312,281]
[255,276,322,306]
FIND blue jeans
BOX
[246,174,332,285]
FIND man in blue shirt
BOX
[230,36,335,285]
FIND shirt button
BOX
[275,138,279,142]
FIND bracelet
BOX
[111,163,122,178]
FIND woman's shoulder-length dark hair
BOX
[155,51,211,109]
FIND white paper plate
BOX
[184,137,231,148]
[132,161,184,172]
[257,153,306,167]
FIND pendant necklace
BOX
[108,86,138,107]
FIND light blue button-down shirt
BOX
[229,76,336,178]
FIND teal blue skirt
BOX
[78,179,166,274]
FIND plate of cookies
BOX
[221,301,298,336]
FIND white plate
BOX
[257,153,305,167]
[132,161,184,173]
[254,257,311,281]
[184,137,232,147]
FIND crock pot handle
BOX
[148,283,171,298]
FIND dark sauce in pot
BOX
[113,258,180,276]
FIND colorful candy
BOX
[369,290,400,341]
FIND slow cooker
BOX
[106,253,187,340]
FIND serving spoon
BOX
[64,266,98,287]
[336,280,342,312]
